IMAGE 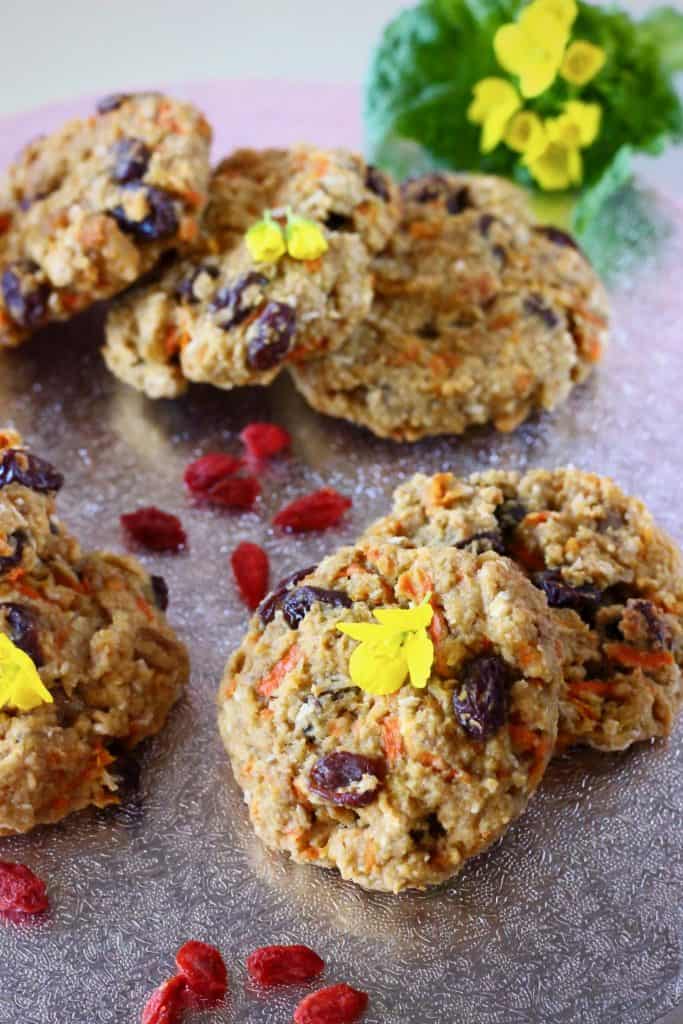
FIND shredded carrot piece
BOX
[605,643,673,671]
[585,337,603,362]
[0,212,12,234]
[382,715,405,763]
[409,220,440,240]
[523,511,551,526]
[15,580,42,601]
[575,305,608,328]
[429,604,448,646]
[399,568,433,602]
[257,644,302,698]
[183,189,204,209]
[135,595,154,622]
[178,216,198,244]
[304,257,323,274]
[5,566,25,584]
[417,752,459,781]
[310,154,330,178]
[508,723,542,751]
[567,679,614,698]
[221,678,237,700]
[489,312,518,331]
[60,292,82,312]
[508,538,545,572]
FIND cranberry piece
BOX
[120,507,186,552]
[535,225,580,250]
[111,185,178,241]
[445,186,471,214]
[0,529,26,575]
[175,940,228,1002]
[0,603,43,666]
[231,541,270,610]
[282,586,352,629]
[204,475,260,510]
[150,574,169,612]
[240,422,291,460]
[258,565,318,624]
[0,449,63,493]
[96,92,131,114]
[183,453,243,496]
[111,137,151,183]
[0,862,49,917]
[401,173,447,203]
[246,301,296,371]
[453,654,510,740]
[141,975,189,1024]
[247,944,325,986]
[273,489,351,533]
[310,751,386,807]
[524,293,559,329]
[532,570,602,624]
[210,272,268,328]
[365,165,390,201]
[454,530,505,555]
[175,263,219,304]
[1,261,50,329]
[294,983,368,1024]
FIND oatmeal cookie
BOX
[364,469,683,751]
[218,542,561,892]
[0,429,189,834]
[102,145,400,398]
[290,173,609,441]
[0,91,212,348]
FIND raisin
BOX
[231,542,269,610]
[247,944,325,986]
[494,499,526,539]
[111,137,151,183]
[175,940,228,1002]
[446,186,471,214]
[258,565,318,624]
[325,212,353,231]
[0,603,43,666]
[210,271,268,327]
[309,751,386,807]
[1,261,50,329]
[479,213,496,237]
[0,449,63,493]
[618,599,672,650]
[453,654,510,740]
[96,92,131,114]
[282,586,352,629]
[183,453,243,495]
[401,174,447,203]
[175,263,219,303]
[110,185,178,241]
[454,530,505,555]
[0,862,49,918]
[417,322,439,340]
[294,983,368,1024]
[535,225,580,250]
[0,529,26,575]
[532,570,602,624]
[150,575,169,612]
[204,475,260,510]
[246,301,296,371]
[524,293,559,329]
[240,422,291,460]
[141,976,189,1024]
[273,489,352,533]
[120,507,186,552]
[365,165,390,201]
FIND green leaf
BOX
[571,145,634,238]
[639,6,683,74]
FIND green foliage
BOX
[639,6,683,74]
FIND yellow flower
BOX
[0,633,53,712]
[560,40,607,86]
[532,0,578,32]
[524,139,583,190]
[494,4,569,98]
[337,602,434,696]
[468,78,522,154]
[547,101,602,148]
[285,216,329,261]
[245,213,287,263]
[504,111,547,156]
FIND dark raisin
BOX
[111,137,151,184]
[446,187,471,215]
[452,654,510,739]
[365,165,390,201]
[150,575,169,612]
[258,565,318,624]
[210,272,268,326]
[534,225,580,251]
[401,174,447,203]
[18,190,50,211]
[1,261,50,329]
[524,293,559,329]
[454,530,505,555]
[494,500,527,539]
[618,599,672,650]
[532,570,602,624]
[491,244,507,267]
[0,450,63,493]
[110,185,178,241]
[0,530,26,575]
[417,322,439,340]
[309,751,386,807]
[0,604,43,666]
[175,263,220,303]
[282,586,352,629]
[324,212,353,231]
[96,92,131,114]
[247,301,296,370]
[479,213,496,237]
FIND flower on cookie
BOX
[246,209,328,264]
[0,633,53,712]
[337,600,435,696]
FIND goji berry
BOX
[0,861,48,917]
[184,453,242,495]
[246,944,324,986]
[273,489,351,533]
[141,975,188,1024]
[175,940,228,1002]
[121,507,186,552]
[204,475,260,510]
[231,542,269,610]
[294,983,368,1024]
[240,422,291,460]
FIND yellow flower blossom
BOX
[533,0,578,33]
[285,216,329,261]
[337,601,434,696]
[560,40,607,86]
[0,633,53,712]
[547,101,602,149]
[468,78,522,154]
[245,213,287,263]
[494,4,569,98]
[524,139,583,190]
[504,110,547,156]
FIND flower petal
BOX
[505,111,547,155]
[494,24,529,76]
[374,602,434,632]
[560,40,606,86]
[519,60,561,99]
[348,644,408,695]
[403,630,434,690]
[337,622,391,643]
[563,100,602,147]
[0,634,53,712]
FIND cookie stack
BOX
[218,468,683,892]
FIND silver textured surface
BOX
[0,190,682,1024]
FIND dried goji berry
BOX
[240,422,291,460]
[273,489,351,533]
[141,975,188,1024]
[294,983,368,1024]
[231,542,269,610]
[183,453,242,495]
[204,475,260,510]
[121,507,187,552]
[0,861,49,917]
[175,940,228,1002]
[246,944,325,986]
